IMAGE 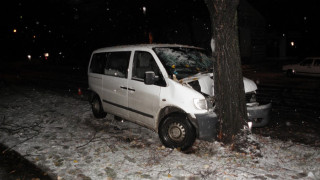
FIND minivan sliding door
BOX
[102,51,131,118]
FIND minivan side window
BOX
[90,53,106,74]
[104,51,130,78]
[132,51,160,79]
[132,51,166,86]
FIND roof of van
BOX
[93,44,204,53]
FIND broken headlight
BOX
[206,96,215,110]
[246,91,259,107]
[245,91,256,103]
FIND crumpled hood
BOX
[242,77,258,93]
[181,73,257,96]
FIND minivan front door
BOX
[128,51,163,128]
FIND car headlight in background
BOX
[194,98,208,110]
[44,53,49,60]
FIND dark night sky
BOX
[248,0,320,33]
[2,0,320,64]
[2,0,210,64]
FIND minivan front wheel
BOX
[91,96,106,118]
[159,114,196,150]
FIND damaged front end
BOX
[245,91,272,127]
[180,74,271,140]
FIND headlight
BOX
[250,93,256,102]
[194,98,207,110]
[246,91,257,103]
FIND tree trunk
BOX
[204,0,248,144]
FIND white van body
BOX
[88,44,271,149]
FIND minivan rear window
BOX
[90,53,106,74]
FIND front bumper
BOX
[189,112,219,141]
[189,103,272,141]
[247,103,272,127]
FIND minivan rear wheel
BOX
[159,114,196,150]
[91,96,106,118]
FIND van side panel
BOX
[88,53,105,98]
[102,75,129,118]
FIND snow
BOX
[0,84,319,180]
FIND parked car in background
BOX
[282,57,320,77]
[88,44,271,150]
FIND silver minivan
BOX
[88,44,271,150]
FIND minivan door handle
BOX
[120,86,128,90]
[128,88,135,92]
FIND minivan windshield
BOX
[153,47,213,79]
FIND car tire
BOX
[91,95,106,118]
[286,69,295,77]
[159,114,196,150]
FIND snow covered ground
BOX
[0,84,319,180]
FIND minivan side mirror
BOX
[144,71,159,85]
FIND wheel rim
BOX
[168,122,186,142]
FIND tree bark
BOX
[204,0,247,144]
